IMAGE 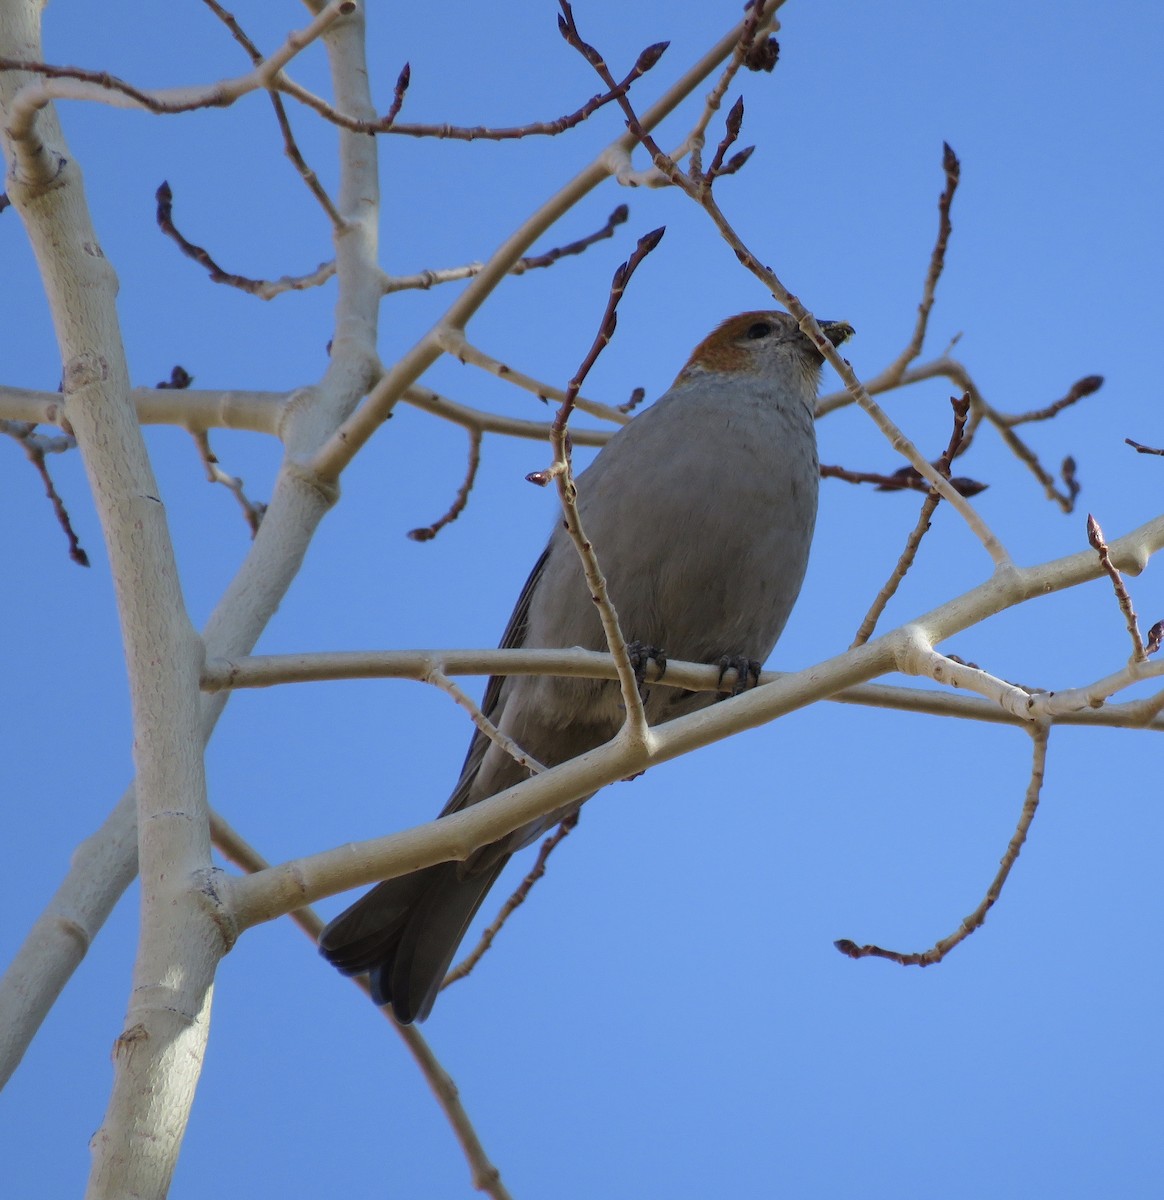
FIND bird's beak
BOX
[819,320,854,348]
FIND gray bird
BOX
[320,310,852,1022]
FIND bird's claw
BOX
[627,641,667,701]
[717,654,762,698]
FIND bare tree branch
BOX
[835,723,1050,966]
[425,668,545,778]
[851,393,971,647]
[1088,513,1149,662]
[156,181,336,297]
[407,428,481,542]
[200,0,344,227]
[382,205,629,294]
[190,430,267,537]
[279,33,667,141]
[1006,375,1104,426]
[1,419,88,565]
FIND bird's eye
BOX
[746,321,772,340]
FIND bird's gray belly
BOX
[520,404,818,729]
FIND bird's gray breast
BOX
[526,383,819,670]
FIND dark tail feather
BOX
[319,858,508,1024]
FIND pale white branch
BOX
[250,259,336,298]
[0,792,138,1089]
[895,627,1038,721]
[221,509,1164,931]
[4,7,220,1191]
[225,634,891,932]
[602,135,695,188]
[426,668,545,775]
[1029,659,1164,720]
[402,383,611,446]
[0,384,288,434]
[199,642,1164,733]
[433,327,629,426]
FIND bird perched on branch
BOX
[320,310,853,1022]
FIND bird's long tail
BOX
[319,858,508,1024]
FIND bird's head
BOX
[674,311,853,393]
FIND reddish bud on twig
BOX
[636,226,666,256]
[1086,512,1104,551]
[635,41,669,72]
[1061,456,1080,503]
[725,95,745,139]
[408,429,481,543]
[157,366,193,390]
[1146,621,1164,656]
[744,36,779,72]
[383,63,410,126]
[718,146,755,178]
[1125,437,1164,457]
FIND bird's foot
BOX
[717,655,762,698]
[626,641,667,701]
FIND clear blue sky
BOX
[3,2,1163,1196]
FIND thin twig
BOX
[279,37,667,140]
[822,355,1094,514]
[408,428,482,542]
[880,143,961,384]
[819,462,985,497]
[1005,375,1104,426]
[701,95,750,184]
[677,0,768,182]
[382,63,410,127]
[816,146,960,404]
[442,812,580,990]
[435,328,629,426]
[952,365,1091,513]
[1088,513,1147,661]
[1,419,88,565]
[382,205,629,294]
[200,0,344,227]
[402,383,611,446]
[156,181,336,297]
[558,0,683,184]
[526,226,667,748]
[426,669,545,776]
[851,394,971,647]
[835,723,1050,967]
[207,814,514,1200]
[190,430,267,536]
[1125,437,1164,457]
[519,203,629,269]
[993,421,1078,511]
